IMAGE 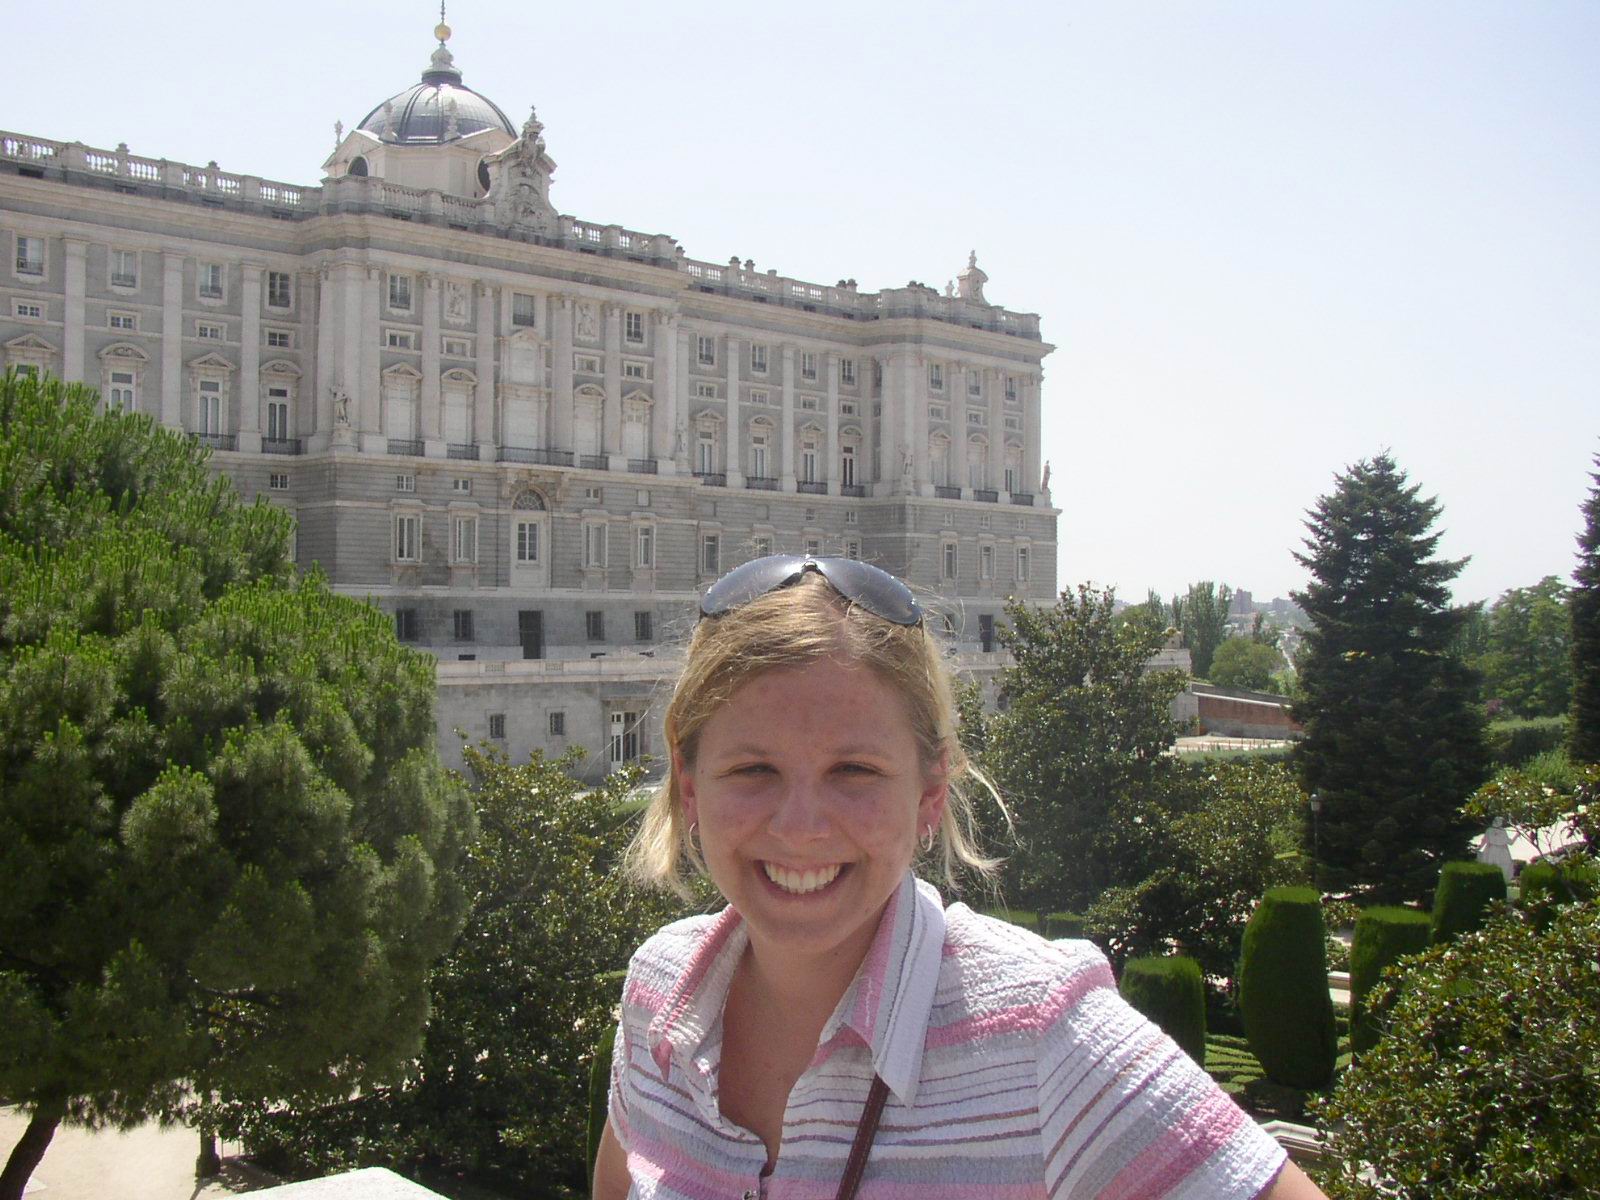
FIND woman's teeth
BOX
[763,863,842,894]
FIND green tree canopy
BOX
[1292,452,1488,903]
[1178,581,1233,679]
[0,375,473,1200]
[1477,576,1573,718]
[1208,637,1284,692]
[1572,453,1600,764]
[987,585,1186,913]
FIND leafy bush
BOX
[1043,911,1086,939]
[1430,861,1507,944]
[1348,906,1431,1055]
[1238,887,1337,1089]
[1317,902,1600,1198]
[981,908,1040,932]
[1485,716,1569,767]
[1519,859,1600,930]
[1119,956,1206,1064]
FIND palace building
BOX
[0,20,1057,779]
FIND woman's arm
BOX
[592,1116,630,1200]
[1262,1158,1330,1199]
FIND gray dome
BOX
[357,43,515,145]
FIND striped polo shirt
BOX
[611,872,1287,1199]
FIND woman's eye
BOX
[837,762,878,776]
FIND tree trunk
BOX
[196,1131,222,1178]
[0,1097,65,1200]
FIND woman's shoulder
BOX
[627,909,725,977]
[935,903,1119,1043]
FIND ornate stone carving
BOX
[445,280,470,323]
[485,105,557,234]
[574,301,599,342]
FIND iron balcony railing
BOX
[499,446,575,466]
[973,488,999,503]
[261,437,303,455]
[694,471,726,487]
[1010,492,1034,506]
[840,483,866,497]
[934,485,962,499]
[745,476,779,491]
[387,438,425,457]
[446,443,480,461]
[626,458,658,474]
[192,432,236,451]
[578,454,609,470]
[797,480,827,494]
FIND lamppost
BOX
[1309,791,1322,895]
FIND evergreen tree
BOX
[0,374,473,1200]
[1180,580,1233,679]
[1572,454,1600,765]
[1292,453,1487,902]
[1479,576,1572,718]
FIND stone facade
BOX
[0,25,1057,779]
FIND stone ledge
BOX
[249,1167,447,1199]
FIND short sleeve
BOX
[606,1013,632,1148]
[1036,958,1286,1200]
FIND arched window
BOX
[348,156,369,177]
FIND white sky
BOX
[14,1,1596,606]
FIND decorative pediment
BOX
[840,424,864,439]
[967,432,989,448]
[622,388,652,407]
[97,341,149,363]
[442,368,478,385]
[505,326,544,346]
[929,430,951,447]
[381,361,424,381]
[799,420,823,436]
[6,333,56,354]
[187,351,234,373]
[575,383,604,399]
[261,358,302,377]
[693,407,723,427]
[749,414,774,430]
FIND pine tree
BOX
[1292,453,1487,903]
[1571,454,1600,765]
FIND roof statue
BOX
[484,104,558,233]
[955,250,989,303]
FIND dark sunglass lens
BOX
[821,559,921,625]
[700,555,807,617]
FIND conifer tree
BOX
[0,374,473,1199]
[1292,453,1487,902]
[1571,453,1600,765]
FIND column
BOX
[238,261,263,452]
[861,354,876,490]
[161,251,184,428]
[552,295,574,453]
[299,268,320,441]
[603,302,623,459]
[651,310,679,474]
[876,352,903,497]
[987,367,1005,494]
[779,344,796,491]
[421,273,443,455]
[62,238,87,383]
[312,265,336,447]
[474,284,496,450]
[356,264,382,451]
[1024,370,1043,500]
[913,357,932,494]
[952,360,969,497]
[824,351,840,490]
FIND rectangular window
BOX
[800,351,817,381]
[697,334,716,366]
[452,477,472,494]
[108,310,137,331]
[394,607,418,642]
[268,472,289,491]
[636,524,654,568]
[751,343,768,373]
[624,310,644,343]
[266,391,290,440]
[198,262,224,299]
[196,321,224,340]
[14,235,45,277]
[388,273,413,311]
[586,610,605,641]
[968,409,987,426]
[1004,465,1020,494]
[107,369,136,409]
[749,388,769,405]
[111,249,139,289]
[840,358,856,385]
[548,710,566,736]
[753,535,773,558]
[799,395,818,411]
[943,542,958,580]
[969,374,983,398]
[451,515,478,564]
[804,537,822,556]
[386,328,417,350]
[844,538,861,560]
[623,360,646,379]
[395,473,415,492]
[197,380,222,436]
[394,513,420,561]
[750,436,768,479]
[801,443,818,482]
[511,291,537,327]
[634,610,653,641]
[695,381,719,399]
[571,354,598,375]
[488,712,505,740]
[266,270,292,308]
[929,404,946,421]
[13,300,43,319]
[265,328,292,348]
[928,363,944,391]
[516,519,540,563]
[702,533,720,574]
[1005,376,1018,403]
[1017,546,1030,581]
[844,508,858,525]
[442,335,472,357]
[696,432,715,475]
[583,522,608,568]
[453,609,475,641]
[980,544,995,580]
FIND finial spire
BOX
[435,2,450,44]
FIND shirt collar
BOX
[645,871,947,1107]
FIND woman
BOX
[595,556,1326,1200]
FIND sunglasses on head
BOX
[698,555,924,627]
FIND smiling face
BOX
[677,655,947,976]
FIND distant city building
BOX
[0,20,1057,777]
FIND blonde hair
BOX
[625,572,1005,899]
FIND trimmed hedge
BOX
[981,908,1041,932]
[1486,716,1569,768]
[1520,859,1600,931]
[1119,955,1206,1064]
[1430,861,1507,944]
[1044,911,1087,940]
[1238,886,1337,1089]
[1349,906,1432,1055]
[586,1023,617,1189]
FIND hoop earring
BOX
[920,824,936,854]
[687,821,700,850]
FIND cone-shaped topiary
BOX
[1349,906,1432,1055]
[1044,912,1087,940]
[1238,886,1337,1088]
[1430,861,1507,944]
[1119,955,1207,1064]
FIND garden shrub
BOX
[1043,911,1086,939]
[1485,716,1569,767]
[982,908,1040,932]
[1317,901,1600,1198]
[1431,861,1507,944]
[1348,906,1431,1055]
[1238,887,1337,1088]
[1118,955,1206,1064]
[1520,859,1600,931]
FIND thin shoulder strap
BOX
[836,1074,891,1200]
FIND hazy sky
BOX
[13,1,1596,605]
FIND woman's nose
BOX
[766,778,832,842]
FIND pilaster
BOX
[952,360,969,496]
[62,238,87,383]
[161,252,184,429]
[1024,370,1043,500]
[421,273,443,455]
[311,265,336,450]
[825,351,840,489]
[779,343,796,491]
[987,366,1005,495]
[652,310,679,474]
[603,301,623,458]
[474,283,495,449]
[357,264,383,452]
[237,261,263,451]
[552,294,575,452]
